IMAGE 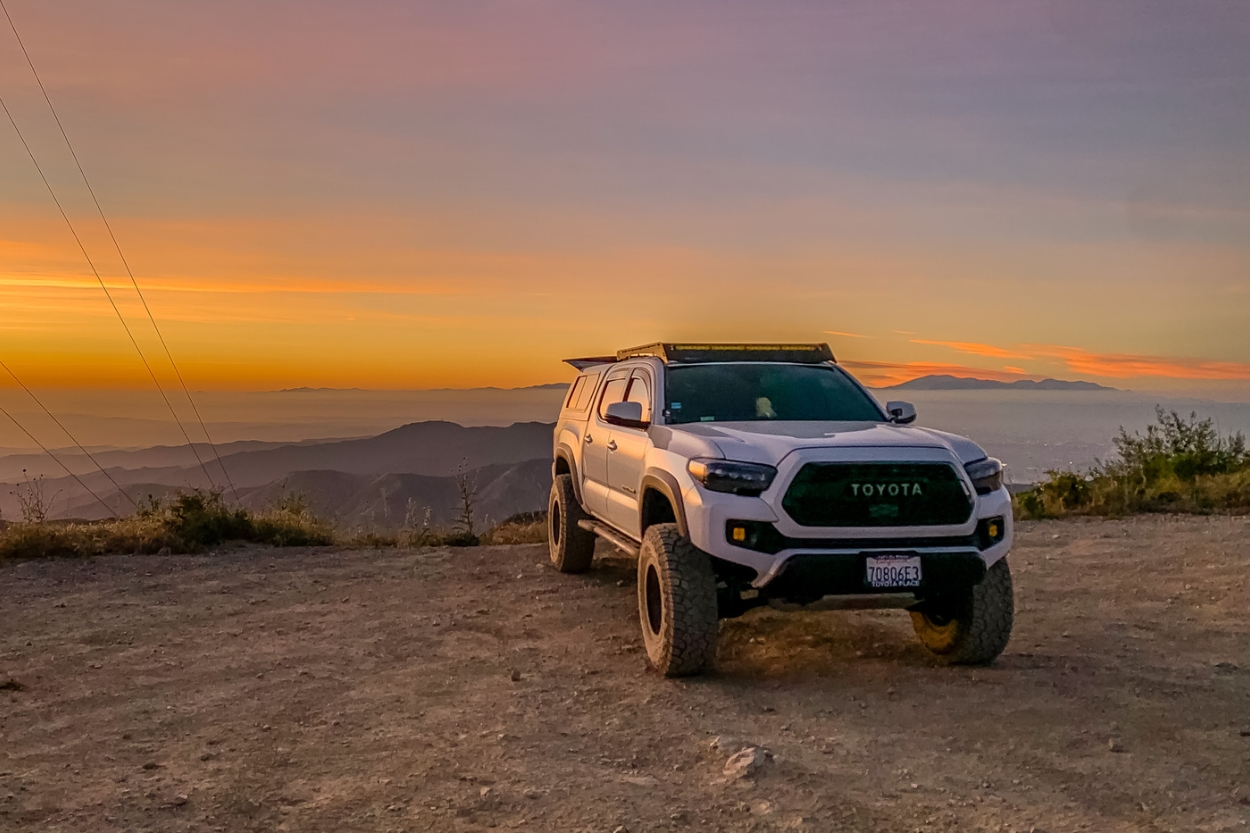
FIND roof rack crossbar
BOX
[564,343,835,369]
[619,343,835,365]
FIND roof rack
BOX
[564,343,835,369]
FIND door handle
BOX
[606,440,618,452]
[584,434,594,444]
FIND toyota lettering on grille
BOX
[850,483,924,497]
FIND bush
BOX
[480,511,548,545]
[165,492,252,548]
[1017,409,1250,519]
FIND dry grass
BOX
[0,516,178,561]
[479,511,548,545]
[0,504,549,563]
[339,512,548,549]
[0,490,334,562]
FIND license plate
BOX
[865,554,922,588]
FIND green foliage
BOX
[165,492,253,547]
[1017,409,1250,519]
[1109,407,1247,481]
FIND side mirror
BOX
[604,400,647,428]
[886,400,917,425]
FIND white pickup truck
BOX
[548,343,1014,677]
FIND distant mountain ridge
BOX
[200,419,554,487]
[0,420,556,523]
[880,375,1115,392]
[56,459,553,530]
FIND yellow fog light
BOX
[732,526,747,542]
[988,521,1000,539]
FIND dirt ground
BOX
[1,516,1247,833]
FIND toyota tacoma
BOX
[548,343,1013,676]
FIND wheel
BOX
[548,474,595,573]
[636,524,718,677]
[910,557,1014,665]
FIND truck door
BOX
[605,369,653,539]
[582,370,629,519]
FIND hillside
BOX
[234,459,552,531]
[0,421,555,525]
[0,437,345,483]
[192,420,554,488]
[50,458,551,530]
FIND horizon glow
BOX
[0,0,1247,399]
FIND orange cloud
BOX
[910,339,1033,360]
[1027,346,1250,381]
[1002,366,1027,375]
[824,330,871,339]
[842,360,1033,388]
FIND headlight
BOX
[687,458,777,496]
[964,457,1004,495]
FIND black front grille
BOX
[782,462,973,527]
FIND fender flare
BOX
[640,469,689,538]
[553,446,584,506]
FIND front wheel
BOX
[910,557,1014,665]
[637,524,719,677]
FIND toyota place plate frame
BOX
[864,553,922,589]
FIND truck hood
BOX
[664,421,988,467]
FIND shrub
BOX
[251,491,335,547]
[165,492,253,548]
[1017,409,1250,519]
[480,511,548,545]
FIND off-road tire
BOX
[548,474,595,573]
[910,557,1014,665]
[637,524,718,677]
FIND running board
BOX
[577,519,640,556]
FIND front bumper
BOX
[684,481,1014,591]
[764,550,986,604]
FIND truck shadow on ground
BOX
[577,548,947,681]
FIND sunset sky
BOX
[1,0,1247,396]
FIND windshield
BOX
[663,363,885,424]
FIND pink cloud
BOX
[910,339,1033,360]
[1027,345,1250,381]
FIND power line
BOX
[0,0,238,501]
[0,359,139,511]
[0,93,221,494]
[0,401,120,519]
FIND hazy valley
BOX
[3,382,1248,530]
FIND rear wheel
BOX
[637,524,718,677]
[548,474,595,573]
[910,557,1014,665]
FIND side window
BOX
[574,373,601,410]
[563,376,585,410]
[625,372,652,423]
[596,374,629,421]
